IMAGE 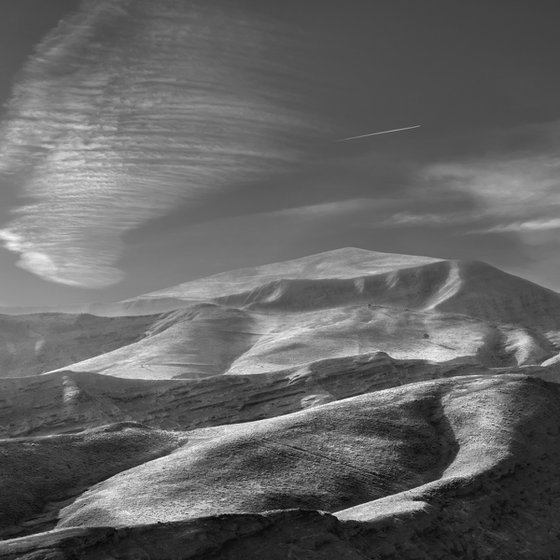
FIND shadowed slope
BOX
[214,258,560,329]
[432,260,560,328]
[0,353,498,438]
[0,424,188,539]
[0,511,370,560]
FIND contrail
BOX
[337,124,421,142]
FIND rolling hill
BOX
[1,248,560,559]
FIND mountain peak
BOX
[143,247,442,301]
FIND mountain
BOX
[37,248,560,379]
[130,247,442,308]
[2,248,560,559]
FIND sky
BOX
[0,0,560,308]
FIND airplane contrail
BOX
[337,125,421,142]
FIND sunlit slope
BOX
[52,374,560,560]
[0,511,367,560]
[53,251,560,379]
[58,303,560,378]
[47,304,260,379]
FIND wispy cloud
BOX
[383,211,477,227]
[424,155,560,213]
[0,0,328,287]
[273,198,383,219]
[471,217,560,234]
[421,128,560,240]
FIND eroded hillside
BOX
[2,249,560,559]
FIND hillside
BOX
[43,249,560,379]
[2,374,560,558]
[2,248,560,559]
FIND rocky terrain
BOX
[1,248,560,559]
[3,249,559,381]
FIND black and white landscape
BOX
[1,1,560,559]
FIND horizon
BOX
[1,0,560,307]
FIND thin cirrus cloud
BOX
[419,129,560,241]
[0,0,329,288]
[383,211,477,227]
[470,218,560,234]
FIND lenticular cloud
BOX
[0,0,326,287]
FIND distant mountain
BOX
[124,248,560,326]
[1,248,559,380]
[92,247,443,315]
[37,248,560,379]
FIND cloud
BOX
[471,217,560,234]
[273,198,383,219]
[0,0,329,287]
[420,127,560,240]
[424,156,560,212]
[383,211,477,227]
[0,228,123,287]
